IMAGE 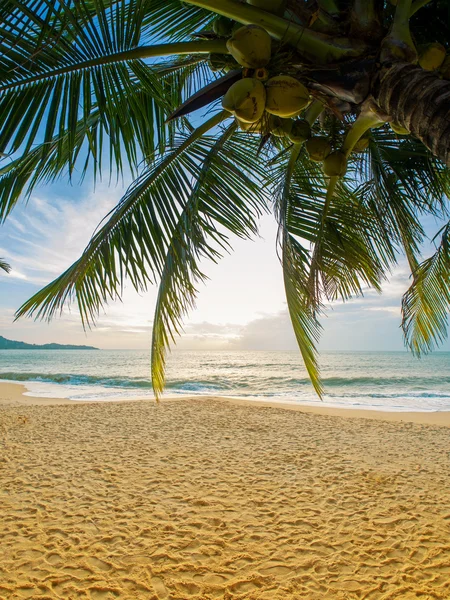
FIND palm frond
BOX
[402,223,450,355]
[276,144,323,397]
[15,111,230,327]
[142,0,213,42]
[352,127,450,284]
[152,127,268,395]
[275,148,390,306]
[0,0,170,163]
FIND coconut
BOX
[236,118,263,133]
[265,75,310,118]
[323,151,347,177]
[390,122,409,135]
[247,0,287,15]
[222,78,266,123]
[419,43,446,71]
[226,25,272,68]
[287,119,311,144]
[213,16,234,38]
[305,136,332,162]
[268,115,292,137]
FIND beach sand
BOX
[1,383,450,599]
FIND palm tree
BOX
[1,0,449,396]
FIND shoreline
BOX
[2,381,450,426]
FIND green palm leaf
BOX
[0,0,172,162]
[402,223,450,355]
[15,111,230,327]
[276,144,323,397]
[142,0,213,41]
[152,126,268,395]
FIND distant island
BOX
[0,335,98,351]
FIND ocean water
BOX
[1,349,450,412]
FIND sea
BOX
[1,349,450,412]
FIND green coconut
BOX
[323,151,347,177]
[213,16,234,37]
[222,78,266,123]
[390,122,409,135]
[246,0,287,15]
[236,118,263,133]
[226,25,272,68]
[268,115,292,137]
[287,119,311,144]
[265,75,310,118]
[419,43,446,71]
[305,136,332,162]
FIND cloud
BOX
[3,187,124,281]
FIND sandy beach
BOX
[1,382,450,599]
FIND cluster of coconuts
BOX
[214,9,378,178]
[306,131,371,177]
[304,137,348,177]
[218,23,353,176]
[220,24,311,138]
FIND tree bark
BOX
[374,62,450,166]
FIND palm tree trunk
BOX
[374,62,450,166]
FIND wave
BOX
[0,372,155,388]
[268,375,450,387]
[2,371,450,396]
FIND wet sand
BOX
[1,382,450,599]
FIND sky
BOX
[0,165,448,353]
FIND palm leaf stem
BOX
[342,105,386,157]
[350,0,383,39]
[394,0,414,23]
[410,0,432,16]
[317,0,340,16]
[304,100,325,125]
[389,0,415,53]
[0,40,228,93]
[183,0,366,63]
